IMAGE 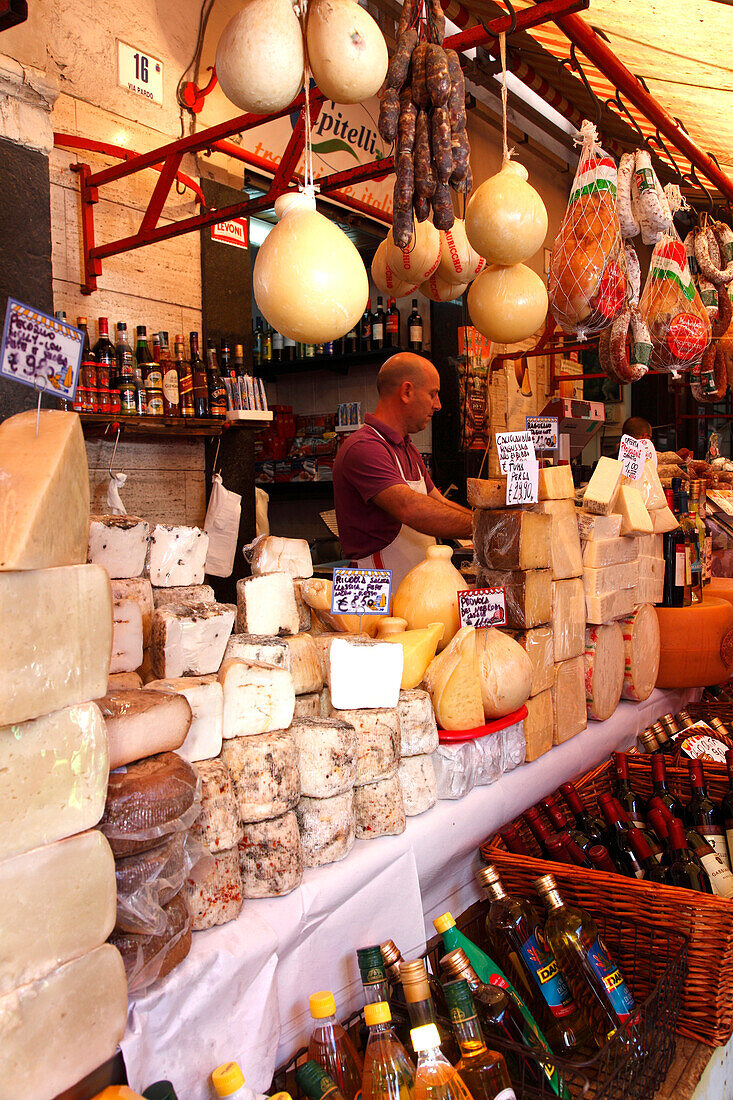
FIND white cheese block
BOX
[328,706,400,786]
[582,457,623,515]
[615,484,653,536]
[218,658,295,738]
[290,716,357,797]
[236,573,300,636]
[354,775,406,838]
[538,463,575,500]
[0,564,112,726]
[111,577,154,647]
[398,754,437,816]
[224,633,291,670]
[398,688,439,757]
[0,830,116,996]
[238,811,303,896]
[184,847,243,930]
[552,657,587,744]
[282,632,323,694]
[637,534,664,559]
[108,671,143,691]
[150,602,235,678]
[585,622,624,721]
[576,512,623,542]
[0,944,127,1100]
[88,515,150,579]
[633,576,664,605]
[221,730,300,822]
[191,759,242,851]
[146,675,223,763]
[583,560,640,597]
[297,791,356,867]
[511,626,554,697]
[637,555,665,580]
[0,702,108,861]
[0,410,89,571]
[110,597,144,674]
[146,524,208,587]
[294,692,321,717]
[585,588,636,624]
[249,535,314,578]
[582,537,639,569]
[96,689,191,770]
[651,505,679,534]
[153,583,216,609]
[551,577,586,661]
[327,637,403,710]
[533,498,583,580]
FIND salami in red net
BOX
[548,121,625,340]
[639,186,711,377]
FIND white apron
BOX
[354,425,436,588]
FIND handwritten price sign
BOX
[459,587,507,629]
[618,434,645,481]
[496,429,536,473]
[506,458,539,505]
[0,299,83,401]
[526,416,559,451]
[331,568,392,617]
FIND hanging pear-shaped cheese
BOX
[466,161,548,265]
[393,545,468,650]
[383,622,443,689]
[254,192,369,343]
[468,263,548,344]
[424,626,484,730]
[216,0,304,114]
[421,272,469,302]
[437,219,485,285]
[299,577,383,636]
[385,220,441,284]
[307,0,388,105]
[371,239,419,299]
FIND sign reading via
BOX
[459,587,507,629]
[526,416,559,451]
[331,568,392,617]
[0,298,83,401]
[117,41,164,104]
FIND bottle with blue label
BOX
[535,874,638,1047]
[477,866,594,1055]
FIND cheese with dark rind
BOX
[109,892,191,991]
[0,563,113,726]
[221,730,300,822]
[145,524,208,587]
[238,811,303,897]
[328,705,400,786]
[96,689,192,771]
[297,792,355,867]
[108,671,143,691]
[290,716,357,798]
[473,508,551,570]
[466,477,509,509]
[223,633,291,670]
[88,514,149,579]
[192,758,242,851]
[354,775,406,838]
[100,751,198,858]
[184,847,243,930]
[476,566,552,629]
[150,602,235,678]
[114,832,186,934]
[532,498,583,580]
[398,754,437,816]
[584,622,624,721]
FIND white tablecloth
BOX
[121,687,697,1100]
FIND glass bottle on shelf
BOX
[262,322,273,363]
[671,479,694,604]
[360,299,372,352]
[116,321,137,416]
[283,334,296,361]
[94,316,118,413]
[361,1002,415,1100]
[344,320,358,356]
[611,753,646,827]
[307,991,363,1100]
[190,332,208,418]
[408,300,423,352]
[681,487,703,602]
[689,479,710,586]
[158,332,179,416]
[206,340,228,418]
[667,820,713,893]
[685,759,730,868]
[78,317,98,414]
[139,327,163,417]
[174,335,195,417]
[272,327,284,362]
[399,959,458,1064]
[296,1061,347,1100]
[442,981,516,1100]
[233,344,246,376]
[387,298,400,348]
[410,1024,473,1100]
[372,296,386,351]
[662,487,686,607]
[645,754,685,820]
[535,875,637,1045]
[253,318,263,370]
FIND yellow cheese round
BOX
[465,161,548,266]
[468,263,548,344]
[215,0,304,114]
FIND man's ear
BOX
[400,380,414,403]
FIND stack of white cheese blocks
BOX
[0,410,128,1099]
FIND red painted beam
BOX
[54,133,205,204]
[138,152,183,236]
[556,11,733,201]
[444,0,588,52]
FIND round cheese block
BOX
[655,597,733,689]
[238,811,302,897]
[330,707,400,787]
[109,892,191,992]
[354,775,406,839]
[184,847,243,931]
[619,604,661,701]
[397,754,437,817]
[221,730,299,823]
[100,752,198,857]
[290,716,357,798]
[398,689,439,757]
[192,759,242,852]
[296,791,355,867]
[584,622,624,721]
[114,832,186,934]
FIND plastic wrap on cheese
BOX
[473,508,551,570]
[432,718,525,799]
[146,524,208,587]
[99,752,200,858]
[551,577,586,661]
[109,892,192,993]
[244,533,314,578]
[114,830,209,936]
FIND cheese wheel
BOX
[294,692,321,717]
[354,774,406,838]
[100,752,198,858]
[584,622,624,721]
[109,893,191,992]
[184,848,243,931]
[655,597,733,689]
[398,688,439,757]
[114,833,186,935]
[97,689,192,771]
[221,730,300,822]
[192,759,242,852]
[290,716,357,798]
[329,706,400,786]
[297,791,356,867]
[282,633,323,694]
[619,603,661,700]
[398,754,437,817]
[153,584,215,609]
[238,811,303,897]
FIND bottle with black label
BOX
[372,296,385,351]
[262,322,273,363]
[272,328,284,362]
[159,332,180,416]
[359,299,372,352]
[175,334,195,417]
[344,322,358,356]
[206,340,228,418]
[137,327,163,417]
[253,319,263,370]
[189,332,208,418]
[115,322,137,415]
[220,339,233,381]
[408,299,423,352]
[386,297,400,348]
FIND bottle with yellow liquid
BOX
[362,1001,416,1100]
[211,1062,256,1100]
[399,959,459,1064]
[411,1023,475,1100]
[442,980,516,1100]
[307,990,363,1100]
[296,1060,347,1100]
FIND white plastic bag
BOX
[106,472,127,515]
[203,473,241,577]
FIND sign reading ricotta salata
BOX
[117,41,164,104]
[331,568,392,617]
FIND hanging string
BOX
[499,31,510,165]
[297,0,317,196]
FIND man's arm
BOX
[372,483,473,538]
[429,486,473,516]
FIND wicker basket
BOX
[480,758,733,1047]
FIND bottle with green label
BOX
[296,1060,347,1100]
[443,979,516,1100]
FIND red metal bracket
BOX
[180,68,218,115]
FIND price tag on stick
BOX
[526,416,559,451]
[459,587,507,629]
[0,298,83,402]
[331,568,392,617]
[618,434,646,481]
[506,457,539,506]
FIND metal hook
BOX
[604,89,645,144]
[212,435,222,476]
[501,0,517,36]
[108,425,121,479]
[562,44,601,129]
[649,128,684,183]
[690,165,715,215]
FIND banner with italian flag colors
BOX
[569,155,617,205]
[650,239,695,302]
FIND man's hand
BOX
[429,486,473,516]
[372,484,474,539]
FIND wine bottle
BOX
[408,299,423,352]
[558,831,593,869]
[685,831,733,898]
[558,782,606,845]
[545,835,573,864]
[587,845,619,873]
[611,753,646,827]
[645,754,685,820]
[614,800,664,862]
[626,828,668,883]
[442,980,517,1100]
[667,819,713,893]
[360,299,372,352]
[386,298,400,348]
[685,759,731,868]
[372,296,385,351]
[646,808,672,867]
[498,825,530,856]
[523,807,556,857]
[662,487,686,607]
[540,796,591,851]
[597,794,642,877]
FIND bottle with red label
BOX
[93,317,118,414]
[77,317,98,412]
[477,865,594,1054]
[685,759,731,869]
[386,297,400,348]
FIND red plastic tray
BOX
[437,705,527,744]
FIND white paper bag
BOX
[204,473,241,577]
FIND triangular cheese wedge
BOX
[424,625,484,730]
[384,622,443,689]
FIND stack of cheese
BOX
[0,410,128,1098]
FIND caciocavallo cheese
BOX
[221,730,300,822]
[184,847,243,930]
[0,564,113,726]
[475,627,533,719]
[297,791,356,867]
[290,716,357,798]
[236,573,300,636]
[146,524,208,587]
[0,410,89,572]
[150,602,236,679]
[146,675,223,763]
[192,759,242,852]
[218,658,295,738]
[88,515,150,580]
[424,625,484,730]
[238,811,303,897]
[398,754,437,816]
[398,689,439,757]
[354,775,406,838]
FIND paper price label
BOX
[331,568,392,617]
[0,299,83,401]
[639,437,657,465]
[526,416,559,451]
[618,434,646,481]
[506,457,539,506]
[459,587,506,629]
[496,430,536,474]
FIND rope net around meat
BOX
[548,121,626,340]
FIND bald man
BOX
[333,352,473,586]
